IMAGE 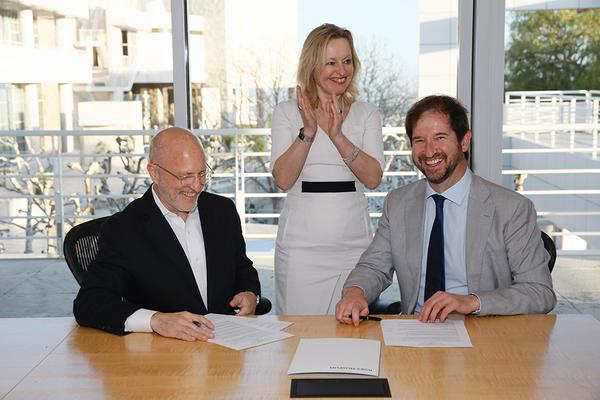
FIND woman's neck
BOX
[316,93,344,112]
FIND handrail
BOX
[0,116,599,255]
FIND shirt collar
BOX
[151,184,198,220]
[425,168,472,206]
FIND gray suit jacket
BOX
[344,174,556,315]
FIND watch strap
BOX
[298,127,314,143]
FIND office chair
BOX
[369,230,558,314]
[63,216,110,286]
[540,231,557,273]
[63,216,272,315]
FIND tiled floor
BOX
[1,255,599,320]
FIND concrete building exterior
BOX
[1,0,298,132]
[0,0,298,255]
[190,0,297,128]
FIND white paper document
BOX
[288,338,381,377]
[381,319,472,347]
[204,314,294,351]
[228,315,293,331]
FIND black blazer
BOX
[73,188,260,335]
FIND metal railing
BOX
[0,127,416,256]
[1,100,600,256]
[504,90,600,254]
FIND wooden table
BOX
[1,314,599,399]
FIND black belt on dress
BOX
[301,181,356,193]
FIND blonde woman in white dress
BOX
[271,23,384,314]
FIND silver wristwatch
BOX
[298,127,314,143]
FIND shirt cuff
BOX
[469,293,482,315]
[124,308,157,333]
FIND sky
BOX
[297,0,419,81]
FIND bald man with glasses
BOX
[74,127,261,341]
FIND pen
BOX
[345,315,382,321]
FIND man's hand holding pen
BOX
[150,311,215,342]
[335,287,370,327]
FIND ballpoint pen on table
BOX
[345,315,382,321]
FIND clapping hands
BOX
[296,86,345,142]
[296,86,317,137]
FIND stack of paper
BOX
[288,338,381,378]
[381,319,472,347]
[204,313,294,350]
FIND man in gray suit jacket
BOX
[336,95,555,326]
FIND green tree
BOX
[505,9,600,91]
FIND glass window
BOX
[187,0,459,240]
[9,84,25,130]
[121,29,129,56]
[503,5,600,254]
[0,1,173,131]
[0,84,25,130]
[0,9,21,45]
[0,1,173,255]
[0,84,8,130]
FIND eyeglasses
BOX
[152,163,213,186]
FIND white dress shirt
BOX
[124,186,207,332]
[415,169,472,313]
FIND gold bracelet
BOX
[342,145,360,165]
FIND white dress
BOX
[270,100,384,315]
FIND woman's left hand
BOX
[323,93,344,142]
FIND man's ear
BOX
[461,130,472,152]
[147,163,159,184]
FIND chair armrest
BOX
[369,298,401,315]
[255,296,272,315]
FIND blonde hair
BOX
[297,23,361,109]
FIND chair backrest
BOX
[63,217,110,287]
[63,216,273,315]
[541,231,557,273]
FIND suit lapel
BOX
[466,176,494,291]
[404,181,426,311]
[139,188,206,311]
